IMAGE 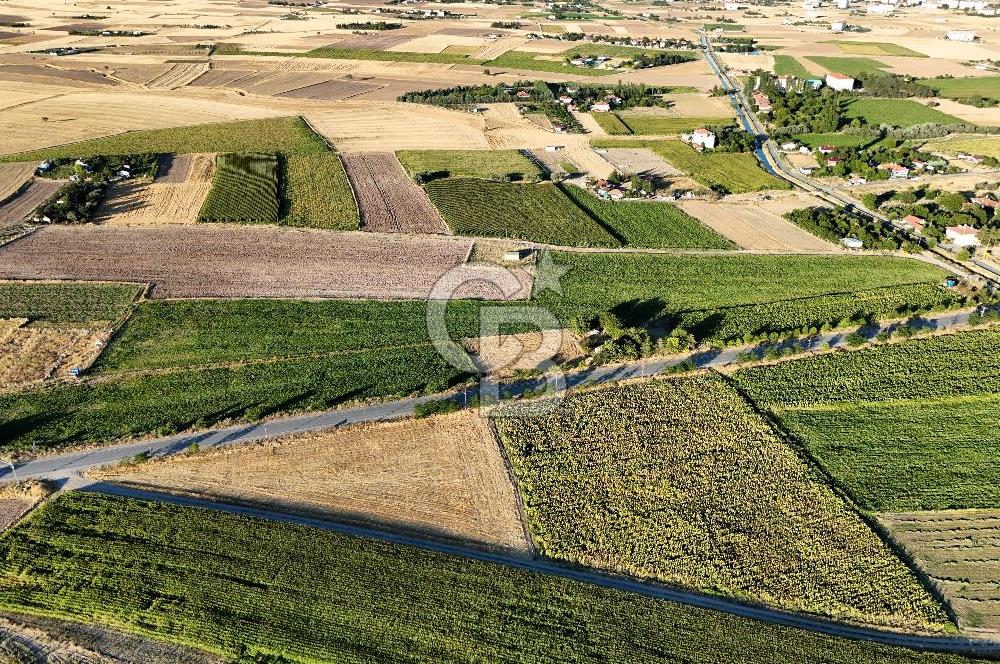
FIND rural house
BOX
[825,72,855,91]
[946,224,981,247]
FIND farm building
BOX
[946,30,977,41]
[903,215,926,232]
[752,91,772,113]
[688,128,717,150]
[946,224,981,247]
[591,102,612,112]
[825,72,855,91]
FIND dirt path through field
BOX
[341,152,447,234]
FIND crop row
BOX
[198,153,279,224]
[0,282,142,323]
[493,374,949,631]
[0,491,974,663]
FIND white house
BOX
[946,225,981,247]
[946,30,977,41]
[825,72,855,91]
[591,102,611,112]
[831,21,846,31]
[690,128,716,150]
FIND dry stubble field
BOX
[0,163,35,203]
[96,412,531,553]
[0,226,531,300]
[341,152,446,234]
[0,179,62,228]
[98,153,215,225]
[0,319,109,389]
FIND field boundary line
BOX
[483,416,537,557]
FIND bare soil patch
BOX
[342,152,446,234]
[0,225,532,300]
[0,481,49,532]
[0,64,117,87]
[0,319,109,389]
[599,147,682,177]
[96,412,531,553]
[0,162,35,203]
[187,69,255,87]
[678,193,839,252]
[0,179,61,228]
[464,329,582,377]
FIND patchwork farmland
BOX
[0,0,998,658]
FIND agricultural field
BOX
[494,374,949,630]
[926,76,1000,105]
[826,41,927,58]
[559,184,736,249]
[794,133,875,149]
[0,321,109,389]
[611,113,733,136]
[599,139,788,194]
[842,99,961,128]
[300,45,479,66]
[1,116,328,163]
[342,152,446,234]
[423,178,617,246]
[280,152,359,231]
[882,510,1000,631]
[535,251,952,338]
[198,153,279,224]
[97,412,530,553]
[590,112,632,135]
[924,136,1000,160]
[0,179,61,228]
[98,153,215,225]
[805,56,887,79]
[734,328,1000,511]
[486,45,694,77]
[772,55,817,78]
[0,282,141,323]
[0,491,977,664]
[0,226,524,300]
[396,150,543,182]
[0,162,34,202]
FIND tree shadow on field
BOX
[0,411,66,453]
[276,153,290,220]
[610,298,666,329]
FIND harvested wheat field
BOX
[99,153,214,224]
[306,102,489,152]
[0,319,108,389]
[882,510,1000,632]
[678,194,838,252]
[96,412,531,553]
[0,481,49,532]
[0,226,532,300]
[0,162,35,202]
[0,179,61,228]
[342,152,446,234]
[599,148,682,177]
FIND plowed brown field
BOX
[0,225,532,300]
[0,179,61,228]
[341,152,447,234]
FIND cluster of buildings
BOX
[568,54,619,70]
[900,196,999,247]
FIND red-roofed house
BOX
[903,215,925,232]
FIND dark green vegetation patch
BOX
[0,282,142,323]
[198,153,279,224]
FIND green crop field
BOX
[198,153,279,224]
[0,282,142,323]
[825,41,927,57]
[486,45,694,77]
[926,75,1000,104]
[842,98,961,128]
[0,492,976,664]
[590,112,633,135]
[495,374,949,630]
[806,56,887,79]
[396,149,543,181]
[612,113,733,136]
[772,55,817,78]
[280,152,358,230]
[631,139,788,194]
[536,252,951,334]
[705,22,744,31]
[423,178,618,246]
[0,116,328,163]
[734,328,1000,511]
[794,132,875,149]
[92,298,480,373]
[560,184,736,249]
